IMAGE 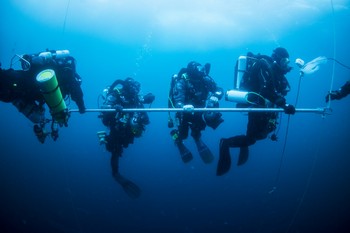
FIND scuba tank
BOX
[36,69,67,124]
[226,55,252,104]
[226,89,250,103]
[20,50,70,70]
[234,55,247,90]
[38,50,70,62]
[226,54,268,106]
[226,88,270,106]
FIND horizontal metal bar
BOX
[69,107,328,114]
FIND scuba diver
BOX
[168,61,224,164]
[217,47,296,176]
[326,81,350,102]
[98,77,155,199]
[0,49,86,143]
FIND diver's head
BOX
[187,61,205,78]
[124,77,141,96]
[108,79,124,95]
[272,47,292,74]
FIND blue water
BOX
[1,1,350,233]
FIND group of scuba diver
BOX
[1,47,349,199]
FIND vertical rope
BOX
[61,0,71,46]
[60,1,82,232]
[285,118,322,233]
[327,0,337,109]
[272,114,291,191]
[294,74,303,107]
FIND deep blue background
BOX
[1,1,350,233]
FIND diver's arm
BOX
[206,84,223,108]
[326,81,350,102]
[141,93,155,104]
[204,76,223,98]
[70,73,86,113]
[212,86,224,100]
[67,57,85,113]
[262,65,295,115]
[337,81,350,99]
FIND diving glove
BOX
[325,90,341,102]
[283,104,295,115]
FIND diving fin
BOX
[114,173,141,199]
[195,139,214,164]
[216,138,231,176]
[237,146,249,166]
[176,141,193,163]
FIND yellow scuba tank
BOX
[36,69,67,123]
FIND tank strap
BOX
[40,84,59,95]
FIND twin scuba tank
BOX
[21,50,70,71]
[37,50,70,63]
[226,55,267,106]
[34,50,70,124]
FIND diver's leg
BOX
[173,114,193,163]
[217,113,260,176]
[216,137,232,176]
[110,146,141,199]
[110,149,122,177]
[237,112,274,166]
[191,114,214,164]
[217,134,251,175]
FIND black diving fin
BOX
[176,141,193,163]
[114,173,141,199]
[237,146,249,166]
[195,139,214,164]
[216,139,232,176]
